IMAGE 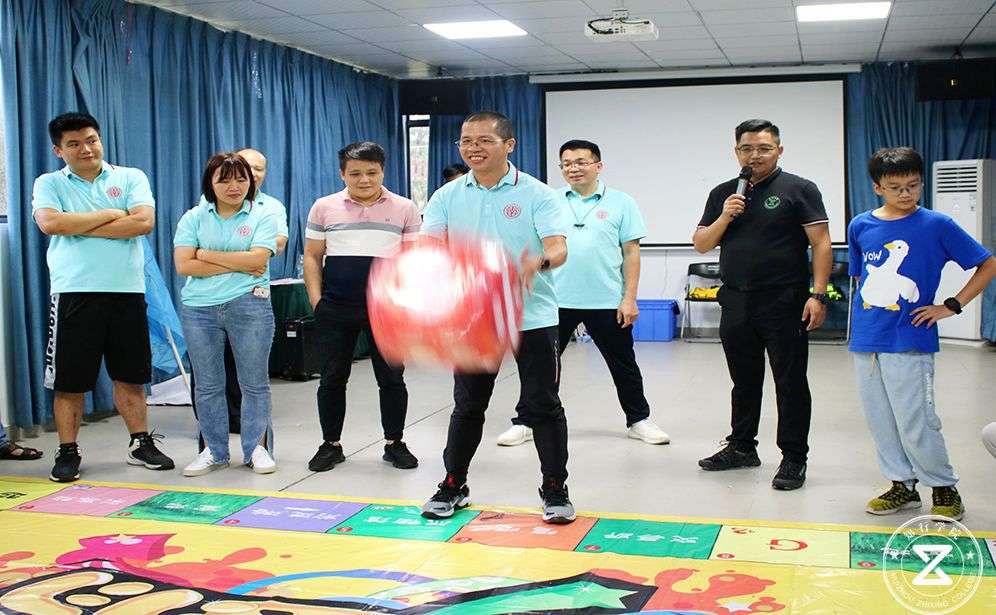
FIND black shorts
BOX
[45,292,152,393]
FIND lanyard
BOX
[567,194,599,228]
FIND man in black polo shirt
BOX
[693,119,831,491]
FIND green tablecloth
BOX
[269,280,370,373]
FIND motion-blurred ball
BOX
[367,238,523,372]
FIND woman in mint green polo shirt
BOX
[173,153,278,478]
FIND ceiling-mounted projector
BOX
[584,7,659,42]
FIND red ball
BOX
[367,238,523,372]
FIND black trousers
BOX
[315,302,407,443]
[512,308,651,428]
[718,284,812,464]
[444,326,568,484]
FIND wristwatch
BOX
[810,292,829,305]
[943,297,962,314]
[539,255,551,271]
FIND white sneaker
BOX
[497,424,533,447]
[628,419,670,444]
[249,446,276,474]
[183,448,228,477]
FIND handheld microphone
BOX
[735,165,752,197]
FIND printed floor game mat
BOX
[0,476,993,614]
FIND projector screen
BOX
[544,79,847,245]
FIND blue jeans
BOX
[853,352,958,488]
[182,293,275,463]
[0,422,10,450]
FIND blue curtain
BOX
[846,62,996,339]
[427,75,544,195]
[1,0,403,428]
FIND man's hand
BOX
[107,208,128,221]
[617,297,638,328]
[721,194,746,221]
[801,297,826,331]
[911,304,955,328]
[519,249,543,292]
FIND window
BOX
[407,115,429,212]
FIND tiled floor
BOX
[3,340,994,531]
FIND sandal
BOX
[0,443,44,460]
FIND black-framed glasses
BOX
[736,145,778,155]
[455,137,505,148]
[558,160,599,170]
[878,182,923,195]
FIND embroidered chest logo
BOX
[595,210,609,220]
[236,225,252,237]
[763,196,781,209]
[106,186,123,198]
[503,204,521,219]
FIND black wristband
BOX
[810,292,829,305]
[539,256,551,271]
[943,297,962,314]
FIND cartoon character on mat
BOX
[861,240,919,311]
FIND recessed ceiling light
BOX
[796,2,891,22]
[423,20,527,40]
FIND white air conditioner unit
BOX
[932,159,995,341]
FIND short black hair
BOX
[338,141,386,171]
[442,163,469,181]
[868,147,924,184]
[464,111,514,140]
[559,139,601,161]
[49,112,100,146]
[201,152,256,205]
[735,119,779,143]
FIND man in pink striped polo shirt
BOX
[302,141,421,473]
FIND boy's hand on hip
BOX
[911,304,955,328]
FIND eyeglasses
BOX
[558,160,599,170]
[455,137,505,148]
[735,145,778,155]
[878,182,922,195]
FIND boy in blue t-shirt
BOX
[848,147,996,521]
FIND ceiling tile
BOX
[376,38,469,53]
[459,36,550,49]
[715,34,798,48]
[890,0,994,17]
[396,5,503,23]
[706,21,797,37]
[965,27,996,44]
[690,0,790,8]
[487,0,597,20]
[584,58,660,68]
[799,31,884,45]
[507,17,581,33]
[699,7,796,25]
[637,12,705,27]
[368,0,471,8]
[342,24,444,42]
[633,38,720,52]
[281,30,366,47]
[887,14,984,30]
[308,11,412,30]
[583,0,691,11]
[725,46,802,62]
[182,1,285,21]
[659,58,732,67]
[645,48,729,60]
[797,20,888,34]
[255,0,381,15]
[883,27,973,43]
[225,16,327,36]
[802,48,876,62]
[507,62,589,71]
[553,43,644,56]
[877,45,958,61]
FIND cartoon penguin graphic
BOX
[861,240,919,311]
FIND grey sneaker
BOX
[421,476,470,519]
[539,480,576,524]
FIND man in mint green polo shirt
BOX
[498,140,670,448]
[32,112,174,483]
[419,111,575,525]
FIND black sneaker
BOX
[421,476,470,519]
[539,479,576,524]
[308,442,345,472]
[383,441,418,469]
[772,460,807,490]
[698,441,761,471]
[127,432,175,470]
[50,443,82,483]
